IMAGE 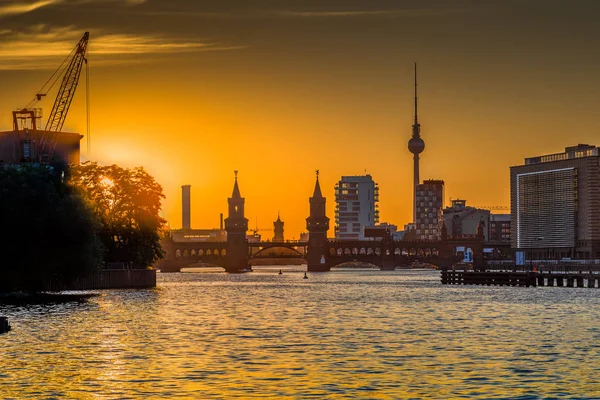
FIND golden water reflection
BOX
[1,270,600,398]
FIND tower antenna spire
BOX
[407,62,425,224]
[414,62,418,125]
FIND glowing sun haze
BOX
[1,0,600,237]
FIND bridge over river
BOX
[155,173,486,273]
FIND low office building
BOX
[510,144,600,259]
[443,199,490,241]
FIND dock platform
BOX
[441,268,600,288]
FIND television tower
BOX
[407,63,425,223]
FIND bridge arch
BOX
[253,245,305,258]
[330,261,380,269]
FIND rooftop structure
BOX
[0,129,82,165]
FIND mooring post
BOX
[0,316,10,334]
[566,277,574,288]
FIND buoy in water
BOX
[0,316,11,334]
[278,270,283,275]
[303,272,308,279]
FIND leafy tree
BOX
[70,162,166,268]
[0,164,103,293]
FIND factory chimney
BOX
[220,213,224,230]
[182,185,191,230]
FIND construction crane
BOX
[476,206,510,212]
[13,32,89,163]
[248,218,270,241]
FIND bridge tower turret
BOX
[306,170,330,272]
[273,213,284,242]
[224,171,250,272]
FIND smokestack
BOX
[182,185,191,230]
[220,213,224,230]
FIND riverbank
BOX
[0,292,97,305]
[45,269,157,291]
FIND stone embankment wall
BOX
[47,269,156,291]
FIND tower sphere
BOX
[408,136,425,154]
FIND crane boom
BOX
[37,32,89,160]
[45,32,89,133]
[11,32,90,164]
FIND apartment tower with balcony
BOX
[334,175,379,240]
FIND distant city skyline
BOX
[2,0,600,235]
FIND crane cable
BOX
[86,56,91,158]
[24,44,78,110]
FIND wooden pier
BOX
[441,269,600,288]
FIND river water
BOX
[1,268,600,399]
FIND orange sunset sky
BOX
[1,0,599,237]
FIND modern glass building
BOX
[510,144,600,260]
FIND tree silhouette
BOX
[0,164,103,293]
[70,162,166,268]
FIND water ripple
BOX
[1,269,599,398]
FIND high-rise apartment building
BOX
[510,144,600,259]
[415,180,445,240]
[334,175,379,240]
